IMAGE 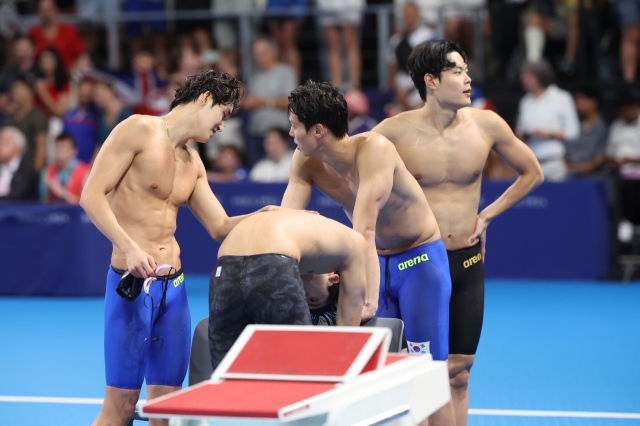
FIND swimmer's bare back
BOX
[218,210,367,275]
[283,131,440,256]
[374,107,544,254]
[81,114,234,278]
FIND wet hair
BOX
[520,60,555,89]
[288,80,348,138]
[38,48,67,92]
[574,83,601,104]
[170,70,244,112]
[55,132,76,148]
[407,40,468,101]
[309,282,340,326]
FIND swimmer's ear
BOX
[314,123,325,138]
[201,91,212,107]
[424,73,439,91]
[328,273,340,284]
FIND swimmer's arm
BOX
[371,118,401,145]
[281,150,312,209]
[80,117,156,277]
[337,248,367,326]
[470,112,545,256]
[353,138,394,319]
[188,156,252,242]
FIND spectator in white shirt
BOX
[0,126,38,201]
[249,128,294,183]
[516,60,579,181]
[607,92,640,180]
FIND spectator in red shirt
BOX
[40,133,89,203]
[34,48,70,118]
[28,0,85,71]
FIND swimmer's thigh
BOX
[209,258,252,371]
[447,245,485,355]
[397,247,452,360]
[146,273,191,387]
[104,267,149,390]
[376,255,401,319]
[245,254,311,325]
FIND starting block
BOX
[140,325,450,426]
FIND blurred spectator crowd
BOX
[0,0,638,210]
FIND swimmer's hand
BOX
[361,303,377,322]
[467,214,490,262]
[125,246,158,279]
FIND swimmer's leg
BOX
[209,257,252,371]
[146,385,181,426]
[145,271,191,426]
[92,386,140,426]
[375,255,401,320]
[395,243,454,426]
[95,267,149,426]
[447,244,485,426]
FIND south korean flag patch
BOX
[407,340,430,355]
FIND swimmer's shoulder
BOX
[354,131,396,160]
[103,114,157,152]
[372,110,422,143]
[463,107,511,142]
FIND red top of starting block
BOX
[142,380,336,418]
[214,326,391,383]
[227,330,372,376]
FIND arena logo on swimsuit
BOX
[463,254,482,269]
[174,273,185,287]
[398,254,429,271]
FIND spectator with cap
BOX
[243,37,298,166]
[566,84,608,177]
[28,0,85,71]
[40,133,89,203]
[93,80,132,148]
[386,2,435,112]
[249,127,294,183]
[62,79,99,164]
[607,92,640,180]
[516,60,579,181]
[207,145,249,183]
[0,126,38,201]
[2,78,49,171]
[345,89,377,136]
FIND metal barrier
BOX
[18,4,486,88]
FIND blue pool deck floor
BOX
[1,278,639,426]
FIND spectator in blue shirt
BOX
[62,79,99,163]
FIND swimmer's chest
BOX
[310,163,359,214]
[125,147,198,203]
[395,130,490,187]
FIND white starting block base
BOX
[141,326,451,426]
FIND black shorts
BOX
[447,243,484,355]
[208,254,311,370]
